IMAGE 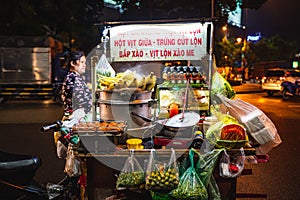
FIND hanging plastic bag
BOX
[219,148,245,178]
[95,54,115,77]
[216,94,282,154]
[211,71,236,101]
[64,144,82,177]
[56,140,68,159]
[195,149,222,200]
[145,148,179,191]
[116,149,145,189]
[171,149,208,200]
[178,155,191,178]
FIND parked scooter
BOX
[281,81,300,100]
[0,121,80,200]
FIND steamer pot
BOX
[98,99,155,129]
[97,88,152,101]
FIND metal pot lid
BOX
[165,112,200,128]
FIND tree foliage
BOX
[114,0,267,23]
[0,0,268,52]
[251,36,297,62]
[215,35,297,68]
[0,0,103,51]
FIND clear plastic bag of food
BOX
[96,54,115,77]
[211,71,236,100]
[116,149,145,188]
[219,148,245,178]
[205,112,241,148]
[171,149,208,200]
[145,148,179,191]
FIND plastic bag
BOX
[95,54,115,77]
[171,149,208,200]
[205,113,240,147]
[116,150,145,188]
[56,140,68,159]
[46,183,63,199]
[195,149,222,200]
[176,149,222,200]
[62,108,86,128]
[64,144,82,177]
[219,148,245,178]
[145,148,179,191]
[211,71,236,101]
[216,94,282,154]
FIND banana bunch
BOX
[98,75,119,90]
[145,72,157,91]
[99,76,119,86]
[98,70,157,91]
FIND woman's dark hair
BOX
[65,50,85,68]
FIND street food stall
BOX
[69,19,281,200]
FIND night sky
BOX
[246,0,300,47]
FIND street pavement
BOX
[233,82,263,94]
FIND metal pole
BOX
[211,0,214,18]
[208,22,214,115]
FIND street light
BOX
[236,37,242,44]
[222,25,228,39]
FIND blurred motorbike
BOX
[281,81,300,100]
[0,121,81,200]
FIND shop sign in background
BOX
[109,22,210,62]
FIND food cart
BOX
[71,19,281,200]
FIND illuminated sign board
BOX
[108,22,211,62]
[228,3,242,28]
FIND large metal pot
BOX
[97,88,152,101]
[98,99,155,129]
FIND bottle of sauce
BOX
[170,66,176,84]
[183,66,188,84]
[162,66,169,80]
[184,66,191,84]
[195,66,201,84]
[189,66,195,84]
[176,66,183,84]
